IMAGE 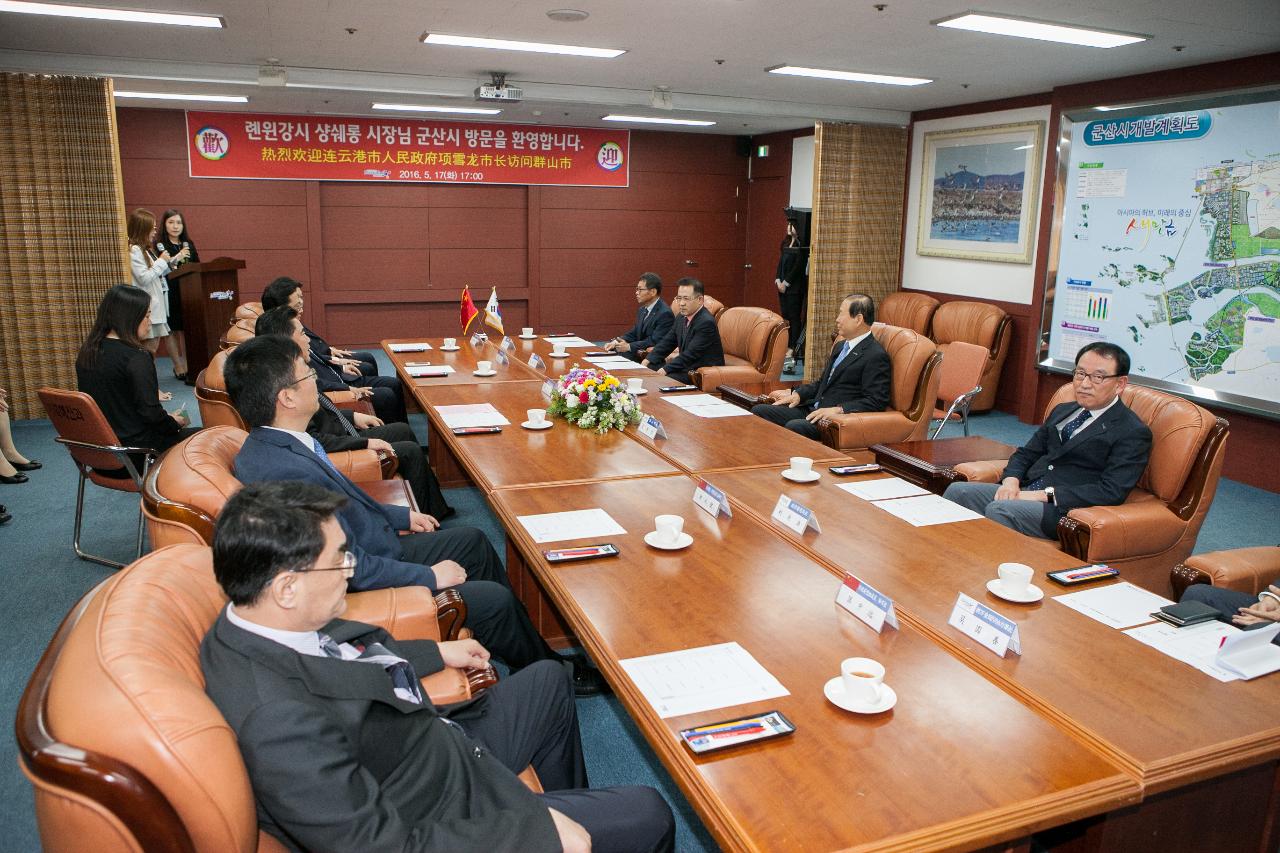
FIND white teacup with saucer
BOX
[781,456,820,483]
[522,408,552,430]
[441,337,460,351]
[643,514,692,550]
[824,657,897,714]
[520,327,536,339]
[986,562,1042,603]
[474,360,497,377]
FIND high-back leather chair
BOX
[702,294,726,321]
[219,319,256,350]
[15,544,492,853]
[690,306,788,389]
[233,301,263,321]
[1171,546,1280,600]
[954,383,1229,595]
[930,301,1011,413]
[195,349,246,430]
[879,292,939,337]
[817,324,942,451]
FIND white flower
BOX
[565,396,577,408]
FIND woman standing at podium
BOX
[126,209,177,357]
[156,208,198,381]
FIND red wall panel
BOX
[321,207,433,249]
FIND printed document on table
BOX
[661,394,751,418]
[1053,581,1174,629]
[541,335,596,348]
[619,642,790,718]
[838,477,930,502]
[407,364,454,377]
[870,493,984,526]
[435,403,510,429]
[1124,619,1242,682]
[517,508,627,544]
[583,356,649,371]
[388,342,432,352]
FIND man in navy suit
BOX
[224,334,606,693]
[943,342,1153,539]
[751,293,891,440]
[644,277,725,384]
[603,272,674,363]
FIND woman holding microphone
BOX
[125,208,188,364]
[156,208,198,380]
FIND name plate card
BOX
[494,348,510,366]
[638,414,668,440]
[501,335,516,352]
[469,332,486,347]
[948,593,1022,657]
[529,353,546,371]
[835,574,899,633]
[692,479,733,518]
[771,494,822,535]
[541,379,556,400]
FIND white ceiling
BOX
[0,0,1277,134]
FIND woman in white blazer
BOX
[126,208,185,354]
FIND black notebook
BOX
[1151,599,1222,627]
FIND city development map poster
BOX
[1046,93,1280,418]
[916,121,1044,264]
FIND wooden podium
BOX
[169,257,245,379]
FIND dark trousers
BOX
[1181,582,1280,644]
[460,661,675,853]
[350,350,379,377]
[358,378,406,423]
[399,528,558,669]
[751,402,820,440]
[778,286,806,350]
[361,421,452,518]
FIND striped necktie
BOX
[318,634,423,704]
[317,392,360,437]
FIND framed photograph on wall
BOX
[916,121,1044,264]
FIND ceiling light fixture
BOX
[373,103,502,115]
[933,12,1147,48]
[0,0,224,27]
[114,91,247,102]
[601,115,715,127]
[767,65,931,86]
[421,32,624,58]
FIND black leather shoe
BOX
[566,655,611,697]
[0,505,11,524]
[11,459,40,471]
[0,472,28,484]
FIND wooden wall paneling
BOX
[224,250,312,300]
[328,300,484,342]
[627,130,746,175]
[423,182,527,208]
[321,206,432,248]
[120,156,308,206]
[321,249,434,292]
[429,248,526,291]
[538,249,685,338]
[745,174,790,311]
[540,209,684,249]
[304,181,327,339]
[527,185,541,331]
[541,171,741,213]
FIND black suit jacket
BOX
[645,306,725,375]
[201,611,558,852]
[795,335,892,414]
[1003,399,1153,537]
[621,298,674,352]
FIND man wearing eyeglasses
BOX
[643,277,725,383]
[201,482,674,853]
[603,272,674,363]
[943,342,1152,538]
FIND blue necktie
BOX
[318,634,423,704]
[311,437,342,475]
[1025,409,1093,491]
[829,341,851,374]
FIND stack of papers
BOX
[435,403,509,429]
[1124,620,1243,682]
[541,335,596,348]
[389,342,432,353]
[661,393,751,419]
[837,476,929,501]
[868,493,983,527]
[619,642,790,718]
[583,356,648,371]
[516,508,627,544]
[406,364,454,377]
[1053,582,1173,629]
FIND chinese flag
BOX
[484,287,505,335]
[460,286,479,333]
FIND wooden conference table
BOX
[384,335,1280,852]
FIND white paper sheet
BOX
[517,508,627,544]
[837,477,930,502]
[541,335,596,348]
[619,642,790,718]
[388,342,432,352]
[407,364,455,377]
[1053,581,1174,629]
[869,493,984,527]
[434,403,510,429]
[583,357,650,371]
[660,394,751,418]
[1124,620,1242,682]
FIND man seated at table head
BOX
[943,342,1152,539]
[223,334,606,693]
[261,276,407,423]
[603,272,674,362]
[750,293,890,440]
[255,305,454,519]
[201,481,675,853]
[643,277,724,384]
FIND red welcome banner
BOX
[185,110,629,187]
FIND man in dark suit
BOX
[751,293,891,440]
[944,342,1153,538]
[644,277,724,384]
[201,481,674,852]
[224,334,606,693]
[603,272,674,363]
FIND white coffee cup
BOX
[788,456,814,477]
[840,657,885,706]
[997,562,1034,596]
[476,360,493,373]
[443,337,457,348]
[522,327,534,337]
[551,346,568,358]
[527,408,547,426]
[627,377,644,393]
[654,514,684,545]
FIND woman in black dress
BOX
[76,285,198,471]
[774,215,808,358]
[156,209,198,380]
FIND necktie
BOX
[829,341,851,374]
[311,437,342,475]
[1060,408,1092,443]
[317,392,360,437]
[318,634,423,704]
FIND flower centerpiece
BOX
[547,365,642,434]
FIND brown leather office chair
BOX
[817,324,942,451]
[691,306,788,389]
[930,341,988,439]
[879,292,939,337]
[1171,547,1280,600]
[15,544,507,853]
[197,348,374,429]
[929,301,1011,413]
[219,319,256,350]
[954,384,1229,595]
[233,301,263,321]
[702,294,726,321]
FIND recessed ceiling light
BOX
[372,103,502,115]
[933,12,1147,48]
[767,65,931,86]
[601,115,716,127]
[422,32,624,58]
[114,91,247,102]
[0,0,224,27]
[546,8,589,22]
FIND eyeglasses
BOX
[634,287,653,293]
[673,295,699,303]
[285,368,317,388]
[291,550,357,574]
[1071,369,1121,384]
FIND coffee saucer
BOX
[519,334,537,340]
[522,420,553,430]
[823,677,897,714]
[643,531,693,550]
[550,352,569,358]
[629,388,648,396]
[985,579,1044,603]
[440,345,461,352]
[781,469,821,483]
[473,370,498,377]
